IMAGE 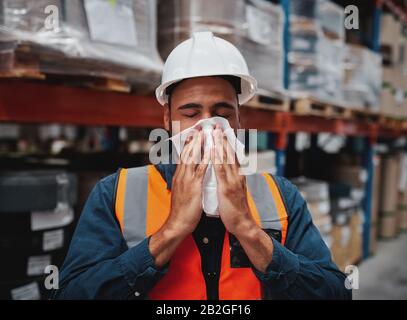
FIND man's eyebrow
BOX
[177,103,202,110]
[212,102,236,110]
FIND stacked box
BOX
[329,190,363,270]
[0,171,77,300]
[290,177,332,248]
[0,0,163,91]
[157,0,285,94]
[379,154,400,238]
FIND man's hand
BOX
[211,126,274,273]
[167,128,210,235]
[149,128,210,268]
[210,126,257,236]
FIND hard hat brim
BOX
[155,74,257,106]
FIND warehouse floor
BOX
[353,233,407,300]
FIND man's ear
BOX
[163,103,170,131]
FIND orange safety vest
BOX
[114,165,288,300]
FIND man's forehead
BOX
[171,77,238,103]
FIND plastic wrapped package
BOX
[290,0,321,20]
[0,0,163,91]
[245,0,284,48]
[289,29,321,58]
[241,0,284,93]
[317,36,344,102]
[289,62,323,95]
[318,36,344,68]
[289,0,321,31]
[241,39,284,93]
[318,0,344,40]
[290,176,330,202]
[342,44,382,110]
[157,0,285,94]
[158,0,247,60]
[289,34,345,103]
[319,68,343,102]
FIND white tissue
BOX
[169,117,245,217]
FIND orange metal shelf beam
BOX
[0,80,163,128]
[0,80,405,140]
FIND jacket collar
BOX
[154,163,177,190]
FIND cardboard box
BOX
[348,212,362,264]
[380,14,397,46]
[380,155,400,213]
[380,67,396,116]
[401,207,407,231]
[312,212,332,235]
[330,224,351,271]
[380,88,396,116]
[331,165,367,189]
[291,177,330,202]
[379,213,398,238]
[381,67,405,117]
[393,69,405,117]
[371,155,382,224]
[369,223,378,255]
[398,191,407,231]
[380,14,402,65]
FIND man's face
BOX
[163,76,239,135]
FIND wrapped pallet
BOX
[0,171,77,300]
[0,0,163,91]
[157,0,285,94]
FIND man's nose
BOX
[201,111,213,120]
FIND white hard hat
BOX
[155,31,257,106]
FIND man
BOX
[54,32,351,300]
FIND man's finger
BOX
[180,130,198,164]
[210,143,227,181]
[195,145,211,180]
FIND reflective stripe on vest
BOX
[114,165,288,300]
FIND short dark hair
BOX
[165,75,241,106]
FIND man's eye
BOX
[215,113,232,119]
[182,112,199,118]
